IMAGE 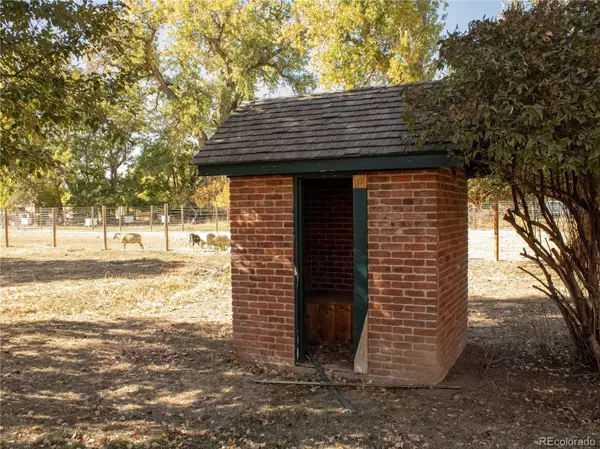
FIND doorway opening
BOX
[300,177,354,369]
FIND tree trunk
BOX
[504,170,600,370]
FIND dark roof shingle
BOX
[192,83,450,167]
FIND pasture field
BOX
[3,228,528,261]
[1,229,231,253]
[1,244,598,449]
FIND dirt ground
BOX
[1,229,231,253]
[4,227,523,261]
[1,245,599,449]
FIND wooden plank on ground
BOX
[354,315,368,374]
[253,379,461,389]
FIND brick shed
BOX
[193,84,468,384]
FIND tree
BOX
[192,176,230,209]
[294,0,445,89]
[468,177,510,206]
[63,89,147,206]
[406,0,600,368]
[131,137,200,206]
[118,0,316,207]
[0,0,138,180]
[2,171,65,208]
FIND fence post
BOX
[91,206,95,231]
[493,201,500,261]
[150,205,153,231]
[102,206,108,250]
[118,206,122,231]
[39,207,43,230]
[181,204,184,231]
[3,209,8,248]
[215,204,219,233]
[164,203,169,251]
[52,207,57,247]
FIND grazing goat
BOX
[213,235,230,251]
[189,233,206,250]
[113,233,144,250]
[206,233,217,250]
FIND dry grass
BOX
[1,247,231,322]
[1,230,231,253]
[1,247,599,449]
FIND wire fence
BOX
[469,201,514,229]
[1,204,230,252]
[1,201,560,260]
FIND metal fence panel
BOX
[2,201,564,259]
[1,205,230,251]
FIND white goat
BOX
[113,233,144,250]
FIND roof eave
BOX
[195,153,463,177]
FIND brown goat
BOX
[213,235,230,251]
[113,233,144,250]
[206,233,217,250]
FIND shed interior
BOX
[301,177,354,367]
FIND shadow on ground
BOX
[1,258,185,285]
[1,318,242,448]
[466,296,575,365]
[1,300,598,448]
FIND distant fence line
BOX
[1,204,229,251]
[2,201,557,258]
[5,202,515,230]
[469,201,514,230]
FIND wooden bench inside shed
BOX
[304,293,353,343]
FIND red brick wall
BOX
[366,168,468,383]
[436,167,468,372]
[229,176,295,366]
[302,178,353,294]
[227,169,468,382]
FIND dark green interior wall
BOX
[352,182,368,352]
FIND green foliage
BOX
[468,177,511,206]
[112,0,315,206]
[131,137,199,206]
[192,176,230,208]
[0,0,138,179]
[63,86,147,206]
[406,1,600,175]
[407,0,600,367]
[2,170,65,208]
[168,0,315,123]
[2,0,448,208]
[294,0,445,89]
[123,0,314,134]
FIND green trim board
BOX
[352,177,368,354]
[293,177,306,363]
[196,153,462,177]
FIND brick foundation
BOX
[229,168,468,383]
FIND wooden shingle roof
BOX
[193,83,459,176]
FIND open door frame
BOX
[352,175,369,370]
[293,176,305,363]
[293,173,368,366]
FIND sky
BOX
[258,0,504,99]
[443,0,503,34]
